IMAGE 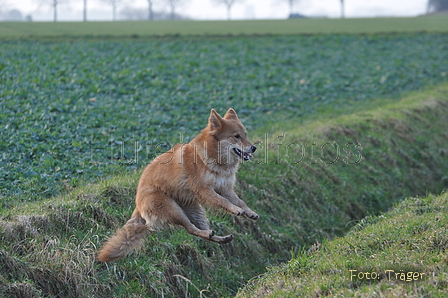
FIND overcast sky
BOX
[9,0,430,21]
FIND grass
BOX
[239,82,448,248]
[2,19,448,297]
[1,83,448,297]
[0,15,448,39]
[237,191,448,297]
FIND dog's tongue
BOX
[243,152,252,160]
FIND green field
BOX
[1,17,448,297]
[0,15,448,39]
[2,33,448,200]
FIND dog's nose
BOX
[251,145,257,153]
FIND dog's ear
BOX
[224,108,238,120]
[209,109,223,130]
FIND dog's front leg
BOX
[220,190,259,220]
[196,188,246,216]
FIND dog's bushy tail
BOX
[97,214,151,262]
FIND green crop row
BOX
[1,34,448,200]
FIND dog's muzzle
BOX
[233,145,257,161]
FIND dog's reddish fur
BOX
[97,109,258,262]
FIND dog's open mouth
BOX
[233,148,252,161]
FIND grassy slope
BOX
[1,83,448,297]
[238,82,448,247]
[237,191,448,297]
[236,83,448,296]
[0,15,448,39]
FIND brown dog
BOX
[97,109,259,262]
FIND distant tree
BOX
[121,6,189,20]
[283,0,300,16]
[164,0,187,20]
[211,0,243,20]
[83,0,87,21]
[53,0,60,21]
[4,9,23,21]
[102,0,124,21]
[147,0,153,20]
[40,0,68,22]
[162,0,187,20]
[427,0,448,13]
[340,0,344,18]
[121,6,147,20]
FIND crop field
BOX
[2,33,448,201]
[1,19,448,297]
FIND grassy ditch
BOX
[1,84,447,297]
[237,191,448,297]
[238,83,448,249]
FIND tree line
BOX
[3,0,448,22]
[7,0,343,22]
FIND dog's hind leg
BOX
[182,203,209,230]
[182,203,234,244]
[139,191,215,241]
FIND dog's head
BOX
[207,108,256,163]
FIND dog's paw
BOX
[208,230,215,239]
[232,207,246,217]
[245,210,259,220]
[221,234,234,244]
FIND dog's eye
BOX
[234,134,240,139]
